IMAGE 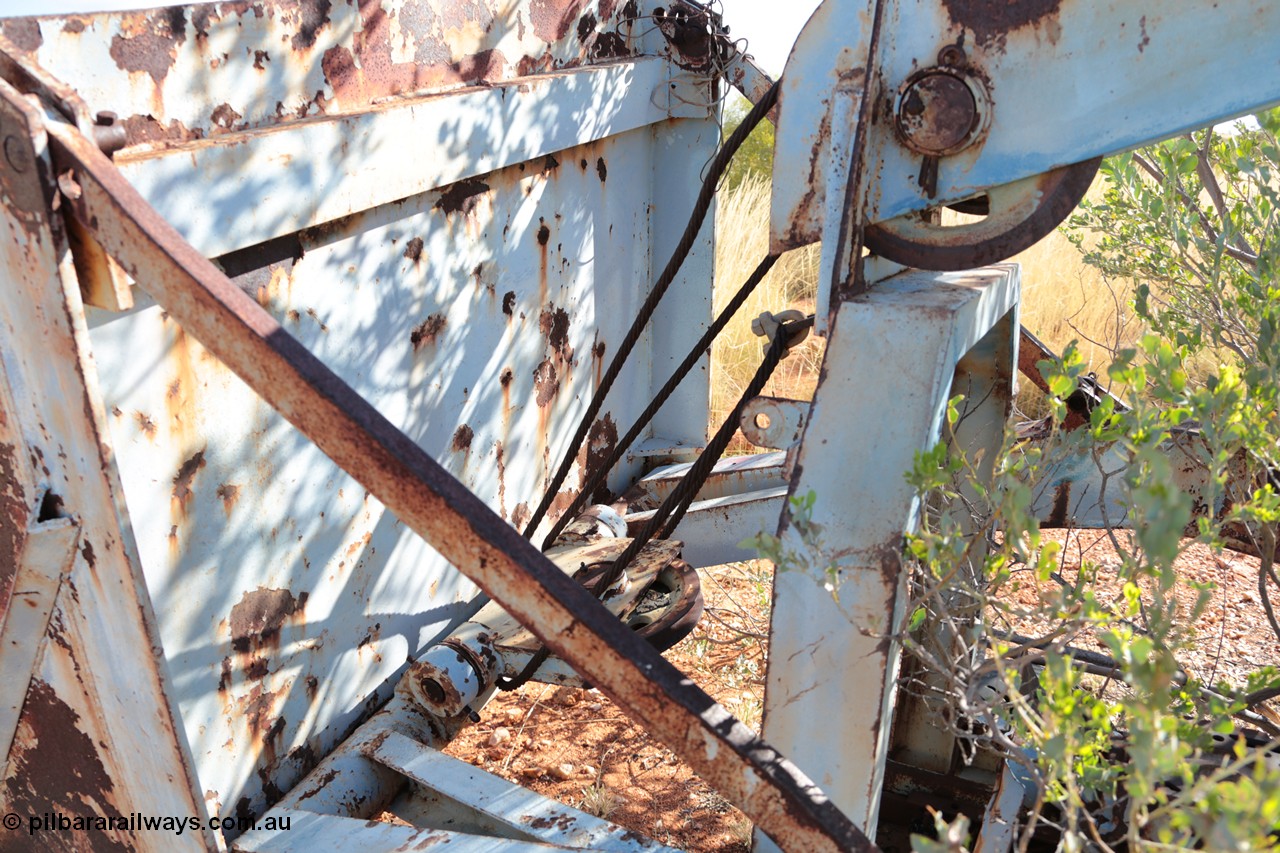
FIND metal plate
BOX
[8,0,719,832]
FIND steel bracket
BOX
[758,263,1019,849]
[0,498,79,785]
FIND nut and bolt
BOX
[895,61,990,158]
[3,135,30,173]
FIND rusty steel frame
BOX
[757,264,1019,850]
[0,74,216,852]
[42,113,875,852]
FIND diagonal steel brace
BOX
[43,118,878,853]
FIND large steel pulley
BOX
[864,157,1102,271]
[861,46,1101,271]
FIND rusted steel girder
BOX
[1016,327,1129,431]
[45,119,877,853]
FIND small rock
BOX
[582,764,598,777]
[586,702,603,712]
[553,686,579,706]
[551,762,575,780]
[505,707,525,723]
[536,738,551,749]
[521,765,543,778]
[488,727,511,746]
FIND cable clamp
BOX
[750,309,810,357]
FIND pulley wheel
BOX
[864,157,1101,271]
[627,559,704,653]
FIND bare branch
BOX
[1132,151,1259,268]
[1190,132,1257,258]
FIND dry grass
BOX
[941,177,1146,368]
[712,175,1145,421]
[711,174,825,449]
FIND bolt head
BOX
[3,135,30,173]
[895,70,983,157]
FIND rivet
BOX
[4,135,29,173]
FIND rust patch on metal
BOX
[410,313,447,351]
[171,448,207,512]
[403,236,425,262]
[1047,481,1071,528]
[216,482,241,515]
[358,622,382,649]
[516,53,556,76]
[219,656,233,691]
[547,488,579,520]
[536,221,551,246]
[596,157,608,182]
[495,440,507,519]
[592,31,628,59]
[502,290,516,316]
[210,102,244,132]
[512,501,531,530]
[592,339,606,388]
[451,424,473,453]
[434,179,490,216]
[0,442,27,608]
[121,114,204,147]
[229,587,305,653]
[528,811,578,831]
[318,0,509,106]
[62,17,87,34]
[533,358,559,407]
[472,262,496,302]
[942,0,1061,47]
[500,367,514,441]
[233,796,255,828]
[109,8,188,85]
[1,18,42,53]
[539,306,572,360]
[530,0,588,42]
[305,307,329,333]
[134,410,157,438]
[287,0,332,50]
[241,686,286,797]
[581,414,617,501]
[576,11,598,42]
[3,681,131,852]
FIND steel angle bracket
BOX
[42,118,878,853]
[0,505,79,783]
[769,0,888,335]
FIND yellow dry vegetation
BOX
[711,174,1143,426]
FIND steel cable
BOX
[520,79,781,541]
[540,252,780,549]
[499,319,800,690]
